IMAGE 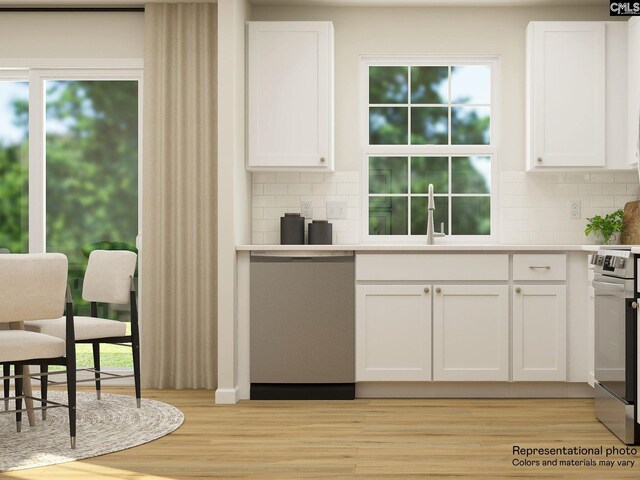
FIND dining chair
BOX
[25,250,140,409]
[0,253,77,448]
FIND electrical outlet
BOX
[326,201,347,219]
[300,201,313,219]
[570,200,581,219]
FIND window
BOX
[362,56,498,241]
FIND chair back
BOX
[82,250,137,305]
[0,253,68,324]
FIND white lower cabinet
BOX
[356,285,431,381]
[512,285,567,381]
[433,285,509,381]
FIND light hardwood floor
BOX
[3,387,640,479]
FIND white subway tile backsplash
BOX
[565,173,591,184]
[553,232,579,244]
[529,232,555,244]
[253,173,276,184]
[253,195,276,208]
[501,183,529,195]
[251,168,637,245]
[264,183,288,195]
[287,183,312,195]
[337,183,360,195]
[590,173,615,184]
[252,207,264,220]
[326,171,360,183]
[553,184,578,195]
[578,183,602,195]
[276,172,300,183]
[252,232,264,244]
[602,183,628,195]
[501,232,531,244]
[300,172,325,183]
[312,183,337,195]
[615,171,639,183]
[589,196,615,208]
[275,195,301,208]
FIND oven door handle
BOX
[593,280,626,293]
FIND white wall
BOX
[0,13,144,59]
[217,0,252,404]
[248,6,639,245]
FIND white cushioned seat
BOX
[0,330,65,363]
[24,316,127,341]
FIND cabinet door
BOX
[356,285,431,381]
[629,18,640,166]
[433,285,509,381]
[513,285,567,381]
[528,22,605,168]
[247,21,333,171]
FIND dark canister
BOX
[308,220,333,245]
[280,213,305,245]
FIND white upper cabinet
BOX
[628,17,640,166]
[527,22,607,170]
[247,21,334,171]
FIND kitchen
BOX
[2,0,640,478]
[219,0,640,456]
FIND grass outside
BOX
[77,322,132,368]
[52,323,132,369]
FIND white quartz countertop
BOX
[237,244,606,252]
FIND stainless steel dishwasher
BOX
[250,251,355,400]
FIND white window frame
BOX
[360,54,500,244]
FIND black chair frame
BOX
[41,278,141,408]
[1,288,77,448]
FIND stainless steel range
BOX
[592,248,640,444]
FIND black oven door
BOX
[594,276,637,403]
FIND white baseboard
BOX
[215,386,240,404]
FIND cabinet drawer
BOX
[513,254,566,281]
[356,254,509,281]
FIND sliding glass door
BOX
[1,68,142,369]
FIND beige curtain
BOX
[141,3,217,389]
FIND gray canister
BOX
[280,213,305,244]
[308,220,333,245]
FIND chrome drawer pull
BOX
[529,266,551,270]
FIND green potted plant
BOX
[585,209,624,245]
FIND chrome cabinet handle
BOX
[537,157,543,163]
[515,287,521,293]
[529,266,551,270]
[633,301,638,310]
[436,287,442,294]
[424,287,430,293]
[320,157,326,163]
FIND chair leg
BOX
[41,364,48,420]
[66,360,76,449]
[15,364,23,433]
[132,335,141,408]
[92,342,101,400]
[3,363,10,411]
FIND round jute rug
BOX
[0,391,184,472]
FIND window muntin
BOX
[364,57,497,240]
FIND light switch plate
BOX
[326,201,347,219]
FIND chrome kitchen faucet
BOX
[426,183,445,245]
